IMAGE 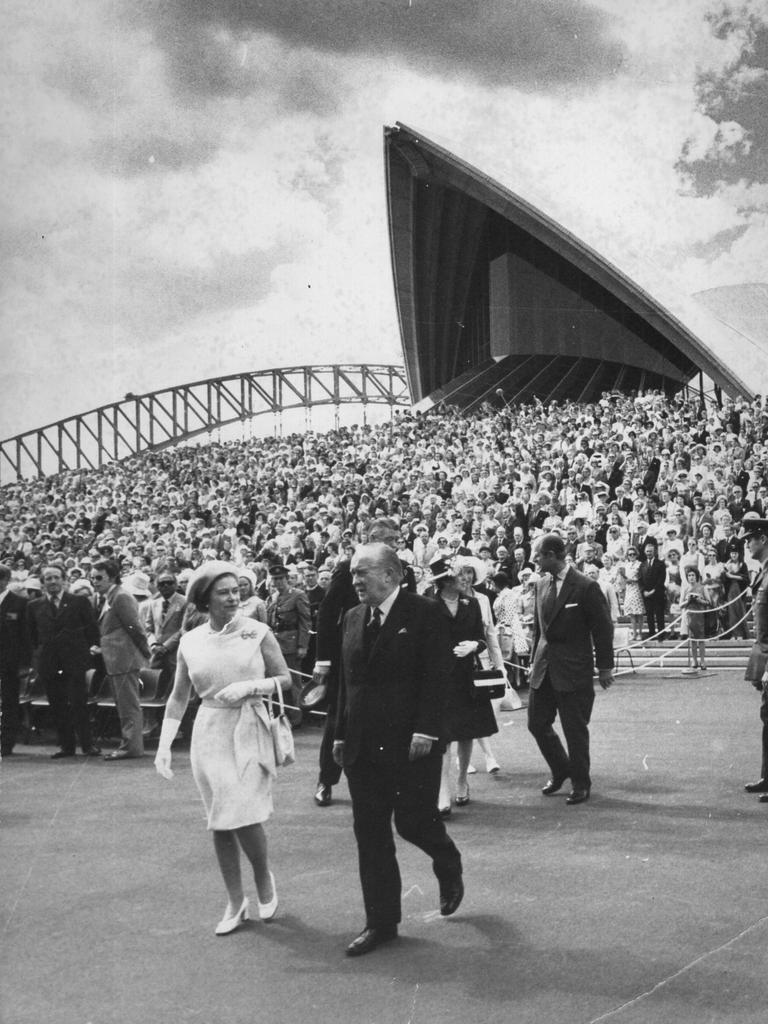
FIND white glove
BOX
[453,640,479,658]
[154,716,181,780]
[216,678,276,705]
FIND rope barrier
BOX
[614,584,752,653]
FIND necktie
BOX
[364,606,382,654]
[542,575,557,623]
[51,596,59,615]
[162,598,169,617]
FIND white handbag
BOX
[269,678,296,767]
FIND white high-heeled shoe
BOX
[258,872,278,921]
[215,896,249,935]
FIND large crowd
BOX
[1,389,765,645]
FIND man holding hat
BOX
[742,515,768,801]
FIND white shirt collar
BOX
[372,586,400,624]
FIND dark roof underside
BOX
[385,123,750,408]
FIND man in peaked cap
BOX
[266,563,311,726]
[741,516,768,802]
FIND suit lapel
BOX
[367,592,405,661]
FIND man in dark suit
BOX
[333,543,463,956]
[528,533,614,804]
[28,564,101,758]
[310,518,415,808]
[639,540,667,639]
[0,564,31,755]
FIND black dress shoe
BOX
[566,788,590,805]
[103,750,139,761]
[345,925,398,957]
[50,750,76,759]
[314,784,332,807]
[439,875,464,917]
[82,746,102,757]
[745,778,768,793]
[541,776,568,796]
[759,794,768,803]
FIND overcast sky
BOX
[2,0,767,438]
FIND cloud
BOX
[140,0,625,99]
[678,2,768,193]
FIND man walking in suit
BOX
[311,518,418,807]
[639,539,667,639]
[27,564,101,758]
[90,559,151,761]
[0,564,31,755]
[528,533,614,805]
[333,543,463,957]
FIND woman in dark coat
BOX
[430,557,496,816]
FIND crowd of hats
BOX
[1,389,766,602]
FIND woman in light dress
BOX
[622,547,645,640]
[155,562,291,935]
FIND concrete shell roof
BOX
[385,122,767,401]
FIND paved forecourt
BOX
[2,670,768,1024]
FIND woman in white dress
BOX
[155,562,291,935]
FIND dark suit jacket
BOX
[0,591,30,672]
[28,592,99,677]
[335,591,452,767]
[638,557,666,599]
[315,560,416,667]
[529,567,614,693]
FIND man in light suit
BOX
[333,543,463,957]
[141,568,186,688]
[91,559,151,761]
[27,564,101,758]
[528,533,614,805]
[0,564,31,756]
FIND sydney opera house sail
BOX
[384,122,766,411]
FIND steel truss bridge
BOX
[1,364,409,483]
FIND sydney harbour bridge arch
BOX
[0,364,409,483]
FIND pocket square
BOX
[398,627,408,634]
[564,603,578,608]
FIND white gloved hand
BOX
[453,640,479,658]
[217,678,276,705]
[154,716,181,780]
[154,749,173,780]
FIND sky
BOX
[2,0,767,439]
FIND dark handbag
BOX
[471,657,506,702]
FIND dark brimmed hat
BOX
[428,556,455,581]
[185,560,239,609]
[268,563,289,578]
[739,513,768,540]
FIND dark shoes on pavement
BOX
[345,925,398,957]
[541,776,568,796]
[314,784,332,807]
[566,789,591,805]
[439,875,464,917]
[744,778,768,793]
